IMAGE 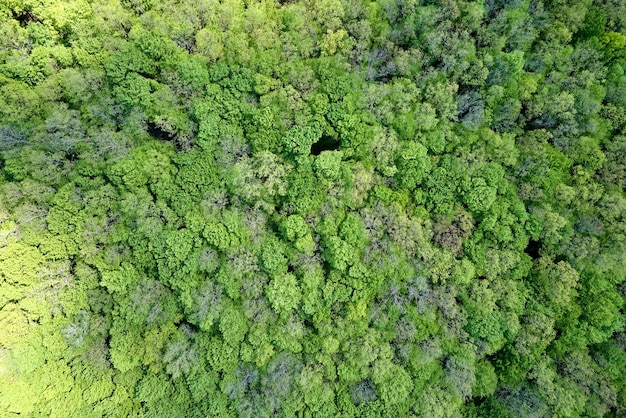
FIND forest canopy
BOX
[0,0,625,417]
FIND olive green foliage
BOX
[0,0,625,417]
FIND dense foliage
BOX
[1,0,625,416]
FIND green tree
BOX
[266,273,300,317]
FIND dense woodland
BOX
[0,0,625,416]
